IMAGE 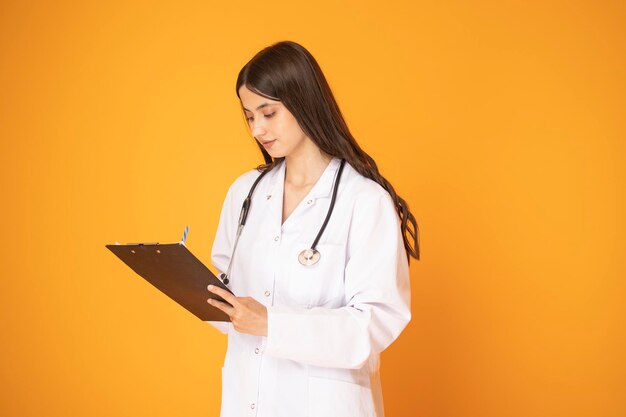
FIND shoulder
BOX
[222,161,283,205]
[340,161,405,258]
[229,167,264,194]
[341,161,395,208]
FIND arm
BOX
[206,183,238,334]
[264,191,412,369]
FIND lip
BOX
[261,139,276,149]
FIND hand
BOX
[207,285,268,336]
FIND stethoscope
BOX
[220,158,346,285]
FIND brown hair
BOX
[236,41,420,262]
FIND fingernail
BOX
[208,285,214,290]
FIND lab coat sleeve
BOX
[264,190,412,369]
[206,182,237,335]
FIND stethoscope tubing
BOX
[221,168,270,285]
[220,158,345,285]
[310,158,345,251]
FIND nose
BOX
[250,118,267,139]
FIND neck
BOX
[284,146,333,187]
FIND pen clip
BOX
[180,225,189,246]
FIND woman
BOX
[206,40,420,417]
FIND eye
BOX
[264,112,276,118]
[246,116,254,123]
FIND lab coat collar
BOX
[266,157,342,201]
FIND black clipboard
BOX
[106,242,233,321]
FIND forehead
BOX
[239,85,281,111]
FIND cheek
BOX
[279,112,302,132]
[282,119,305,139]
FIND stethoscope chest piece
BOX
[298,248,321,266]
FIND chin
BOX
[266,149,287,159]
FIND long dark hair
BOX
[236,40,420,262]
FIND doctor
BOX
[206,41,420,417]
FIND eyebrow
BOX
[242,102,278,112]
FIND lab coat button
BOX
[264,290,271,297]
[250,403,256,409]
[254,347,260,354]
[273,236,279,241]
[307,199,313,204]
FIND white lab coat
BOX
[209,157,411,417]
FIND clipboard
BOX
[106,242,233,321]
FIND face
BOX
[238,85,311,159]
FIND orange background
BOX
[1,1,624,416]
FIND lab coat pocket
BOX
[308,376,376,417]
[287,242,346,308]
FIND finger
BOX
[207,284,239,307]
[207,297,236,317]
